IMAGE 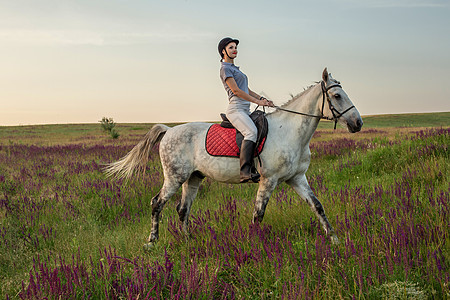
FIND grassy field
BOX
[0,112,449,299]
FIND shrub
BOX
[99,117,120,139]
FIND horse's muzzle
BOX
[347,117,363,133]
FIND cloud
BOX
[0,30,104,46]
[341,0,450,8]
[0,29,214,46]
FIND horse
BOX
[105,68,363,248]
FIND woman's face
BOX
[223,42,238,59]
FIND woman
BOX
[218,37,274,183]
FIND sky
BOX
[0,0,449,126]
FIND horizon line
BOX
[1,111,448,127]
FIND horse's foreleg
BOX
[252,178,278,223]
[287,174,339,244]
[177,174,202,235]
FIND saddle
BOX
[205,110,268,158]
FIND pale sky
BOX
[1,0,449,126]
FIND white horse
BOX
[105,68,363,248]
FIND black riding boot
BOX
[240,140,260,183]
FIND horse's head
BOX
[321,68,363,133]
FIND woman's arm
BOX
[249,89,262,100]
[249,89,274,106]
[225,78,274,107]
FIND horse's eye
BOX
[334,94,341,99]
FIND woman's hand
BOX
[259,97,274,107]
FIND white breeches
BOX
[226,109,257,143]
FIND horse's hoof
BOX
[330,235,340,245]
[143,242,156,251]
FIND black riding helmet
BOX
[218,37,239,60]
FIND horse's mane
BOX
[280,82,320,108]
[278,77,340,108]
[264,77,340,116]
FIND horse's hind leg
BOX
[147,178,182,245]
[287,174,339,244]
[177,174,203,235]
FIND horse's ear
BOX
[322,68,329,82]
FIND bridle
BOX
[274,81,355,129]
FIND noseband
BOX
[274,81,355,129]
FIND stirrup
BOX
[240,171,260,183]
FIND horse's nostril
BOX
[357,119,363,128]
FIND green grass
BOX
[1,112,448,145]
[317,111,449,129]
[0,113,448,299]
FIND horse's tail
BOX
[104,124,169,180]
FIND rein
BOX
[274,81,355,130]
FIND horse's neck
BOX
[290,85,322,142]
[284,83,322,117]
[270,84,322,145]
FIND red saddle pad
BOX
[205,124,266,157]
